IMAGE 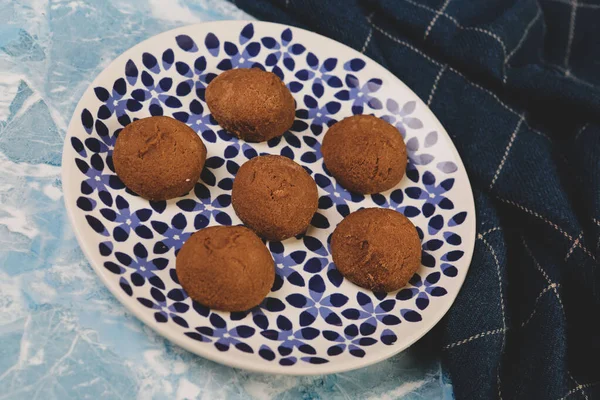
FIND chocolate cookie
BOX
[331,208,421,292]
[321,115,407,194]
[206,68,295,142]
[232,155,318,241]
[176,225,275,312]
[113,116,207,201]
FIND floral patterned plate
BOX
[62,21,475,375]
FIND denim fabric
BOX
[228,0,600,398]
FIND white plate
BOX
[62,20,475,375]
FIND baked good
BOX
[331,208,421,292]
[176,225,275,312]
[113,116,206,200]
[205,68,295,142]
[321,115,407,194]
[232,155,318,241]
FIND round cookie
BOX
[176,225,275,312]
[331,208,421,292]
[206,68,295,142]
[232,155,318,241]
[113,116,206,201]
[321,115,407,194]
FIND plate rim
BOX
[61,19,476,376]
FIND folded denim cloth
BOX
[229,0,600,398]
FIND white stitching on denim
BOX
[444,233,511,352]
[557,382,600,400]
[399,0,508,82]
[568,372,591,400]
[427,64,448,105]
[551,64,596,88]
[497,197,597,261]
[370,21,443,67]
[449,68,515,114]
[564,231,584,261]
[424,0,452,39]
[565,0,578,71]
[401,0,505,48]
[489,115,525,190]
[361,12,375,54]
[575,123,589,140]
[522,238,569,321]
[520,283,559,327]
[465,26,508,68]
[522,239,589,399]
[522,238,555,287]
[547,0,600,7]
[369,18,552,142]
[480,235,506,400]
[401,0,460,24]
[571,239,594,261]
[505,7,542,64]
[518,289,589,400]
[361,28,373,53]
[443,327,508,350]
[565,70,596,89]
[479,236,506,328]
[481,226,501,237]
[448,67,550,141]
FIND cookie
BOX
[206,68,295,142]
[176,225,275,312]
[321,115,407,194]
[113,116,207,201]
[331,208,421,292]
[232,155,318,241]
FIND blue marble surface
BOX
[0,0,453,398]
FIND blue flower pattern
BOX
[262,28,306,75]
[261,315,319,358]
[336,74,383,115]
[173,54,216,102]
[218,24,262,70]
[297,94,340,136]
[72,23,470,367]
[382,99,423,137]
[95,78,129,122]
[271,246,307,288]
[324,324,378,358]
[397,272,448,311]
[292,53,342,94]
[405,170,455,218]
[341,292,402,336]
[313,173,364,218]
[114,243,168,289]
[150,213,192,254]
[138,286,190,326]
[286,275,349,326]
[175,183,232,226]
[173,99,217,143]
[100,195,153,242]
[77,153,124,195]
[127,52,184,117]
[194,313,255,353]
